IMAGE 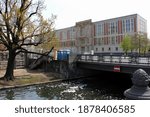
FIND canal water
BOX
[0,72,132,100]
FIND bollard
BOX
[124,69,150,100]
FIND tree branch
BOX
[22,1,40,27]
[16,47,54,56]
[21,41,43,46]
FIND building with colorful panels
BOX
[56,14,147,54]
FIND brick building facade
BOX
[56,14,147,54]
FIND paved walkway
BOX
[0,69,30,77]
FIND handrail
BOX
[77,54,150,64]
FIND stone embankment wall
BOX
[46,60,98,79]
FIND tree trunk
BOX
[4,49,16,81]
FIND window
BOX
[99,38,102,45]
[96,24,103,36]
[87,47,89,52]
[108,22,111,34]
[111,36,115,45]
[70,41,75,47]
[131,18,134,32]
[96,48,98,52]
[116,21,118,34]
[81,47,85,53]
[111,22,115,34]
[73,41,75,46]
[87,38,89,44]
[116,36,118,44]
[80,27,83,36]
[108,37,111,45]
[102,48,104,51]
[126,19,130,32]
[94,38,97,45]
[116,47,118,51]
[62,42,66,47]
[81,39,85,45]
[70,28,76,39]
[62,32,66,40]
[101,38,104,45]
[140,19,146,33]
[108,47,111,51]
[122,20,125,33]
[102,24,104,35]
[98,38,101,45]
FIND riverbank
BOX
[0,69,63,90]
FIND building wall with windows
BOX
[75,19,94,53]
[56,27,77,53]
[56,14,147,54]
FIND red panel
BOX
[118,20,122,34]
[106,23,108,35]
[104,23,108,35]
[104,37,108,45]
[134,18,137,32]
[114,66,120,72]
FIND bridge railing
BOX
[77,54,150,64]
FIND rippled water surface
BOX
[0,73,132,100]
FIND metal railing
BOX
[77,54,150,64]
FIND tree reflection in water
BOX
[5,90,14,100]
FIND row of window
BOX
[57,18,135,40]
[95,47,119,52]
[61,41,76,47]
[58,36,123,47]
[96,18,135,36]
[57,27,92,41]
[94,36,123,46]
[57,28,76,41]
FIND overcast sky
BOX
[43,0,150,37]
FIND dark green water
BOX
[0,73,132,100]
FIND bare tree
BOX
[0,0,56,81]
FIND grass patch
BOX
[0,74,50,88]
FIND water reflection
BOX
[35,82,87,100]
[5,90,14,100]
[0,74,132,100]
